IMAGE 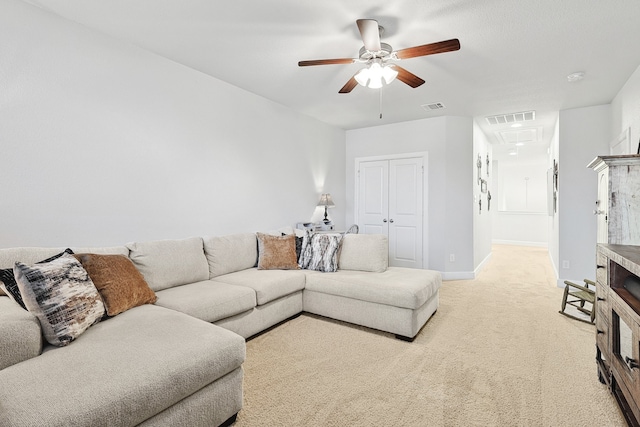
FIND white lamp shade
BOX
[382,65,398,84]
[317,193,335,208]
[354,68,370,86]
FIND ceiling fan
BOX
[298,19,460,93]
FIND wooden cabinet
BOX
[590,155,640,425]
[596,244,640,426]
[588,155,640,245]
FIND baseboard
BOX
[492,239,548,248]
[441,271,475,281]
[474,252,492,276]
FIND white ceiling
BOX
[22,0,640,147]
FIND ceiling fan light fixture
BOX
[368,75,383,89]
[356,61,397,88]
[381,65,398,84]
[354,68,370,86]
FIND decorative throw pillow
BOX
[14,253,105,347]
[256,232,299,270]
[299,232,343,273]
[0,248,74,310]
[74,253,157,317]
[281,232,305,262]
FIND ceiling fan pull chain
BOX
[379,86,383,119]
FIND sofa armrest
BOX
[0,297,42,370]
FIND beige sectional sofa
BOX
[0,231,441,426]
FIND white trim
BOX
[474,251,492,275]
[354,152,429,269]
[441,271,475,281]
[492,239,548,248]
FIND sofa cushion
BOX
[14,253,105,347]
[127,237,209,292]
[0,296,42,370]
[213,268,306,306]
[0,304,245,427]
[304,267,441,310]
[256,232,298,270]
[74,253,157,316]
[339,234,388,273]
[154,280,256,323]
[203,233,257,278]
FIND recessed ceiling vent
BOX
[494,126,543,145]
[485,111,535,125]
[421,102,446,111]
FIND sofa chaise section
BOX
[0,304,244,427]
[303,234,442,341]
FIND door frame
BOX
[354,152,429,268]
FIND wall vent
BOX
[421,102,446,111]
[485,110,535,125]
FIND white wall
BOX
[0,0,346,248]
[612,64,640,151]
[491,152,549,247]
[346,116,474,277]
[558,105,610,285]
[472,121,492,271]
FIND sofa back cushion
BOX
[0,246,128,308]
[338,234,388,273]
[0,246,128,270]
[126,237,209,291]
[203,233,257,278]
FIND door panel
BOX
[358,161,389,236]
[389,158,423,268]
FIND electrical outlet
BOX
[562,260,570,269]
[449,254,455,262]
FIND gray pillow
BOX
[299,232,343,273]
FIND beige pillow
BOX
[256,233,299,270]
[74,253,157,317]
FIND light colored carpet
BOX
[235,245,626,426]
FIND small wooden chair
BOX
[559,279,596,324]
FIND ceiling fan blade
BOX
[339,76,358,94]
[298,58,355,67]
[356,19,381,52]
[395,39,460,60]
[393,65,425,88]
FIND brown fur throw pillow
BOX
[256,233,299,270]
[74,253,157,317]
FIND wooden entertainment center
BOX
[589,155,640,426]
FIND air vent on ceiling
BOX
[421,102,446,111]
[485,111,535,125]
[494,127,543,145]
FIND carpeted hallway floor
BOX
[235,245,626,426]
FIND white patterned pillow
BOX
[14,253,105,347]
[299,232,343,272]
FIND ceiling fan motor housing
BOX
[359,43,393,61]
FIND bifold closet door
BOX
[357,157,423,268]
[388,158,423,268]
[358,160,389,236]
